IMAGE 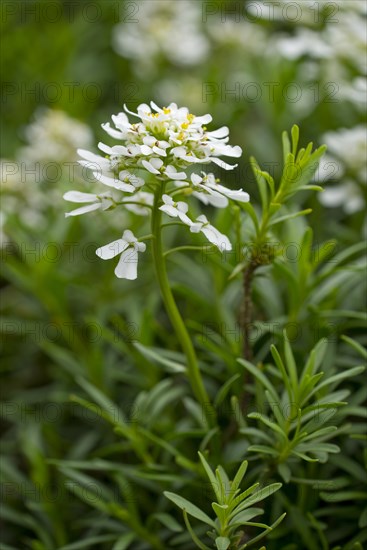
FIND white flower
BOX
[96,230,146,280]
[122,191,154,216]
[63,191,114,217]
[190,173,249,207]
[319,181,365,214]
[141,157,164,175]
[159,194,193,226]
[118,170,145,188]
[313,154,344,184]
[190,214,232,252]
[64,101,248,275]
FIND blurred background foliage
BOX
[1,1,366,549]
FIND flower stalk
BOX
[151,184,216,427]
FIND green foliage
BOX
[1,2,366,548]
[165,453,285,549]
[239,336,365,474]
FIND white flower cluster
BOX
[64,102,249,280]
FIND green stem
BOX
[151,184,216,427]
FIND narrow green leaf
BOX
[212,502,228,525]
[278,463,291,483]
[341,335,367,359]
[282,130,291,164]
[251,157,268,211]
[152,513,183,533]
[198,452,221,501]
[283,334,298,390]
[215,537,230,550]
[238,513,286,549]
[112,533,136,550]
[214,374,241,407]
[164,492,216,528]
[270,344,293,402]
[229,507,264,526]
[237,359,278,401]
[291,451,319,462]
[231,460,248,494]
[291,125,300,156]
[313,366,365,394]
[232,483,282,516]
[248,412,288,442]
[76,377,126,428]
[247,445,279,457]
[133,343,186,373]
[183,510,212,550]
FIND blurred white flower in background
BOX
[319,125,367,214]
[320,180,364,214]
[207,17,266,53]
[323,126,367,181]
[325,12,367,74]
[19,108,93,163]
[272,8,366,74]
[112,0,209,75]
[1,109,95,240]
[274,28,333,60]
[339,77,367,111]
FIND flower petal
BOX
[115,248,138,280]
[165,166,187,180]
[211,157,238,170]
[65,203,101,217]
[142,160,160,174]
[101,123,125,140]
[93,172,135,192]
[160,204,179,218]
[207,126,229,139]
[63,191,98,203]
[140,145,153,156]
[122,229,137,244]
[111,112,130,130]
[193,191,228,208]
[202,226,232,251]
[96,238,128,260]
